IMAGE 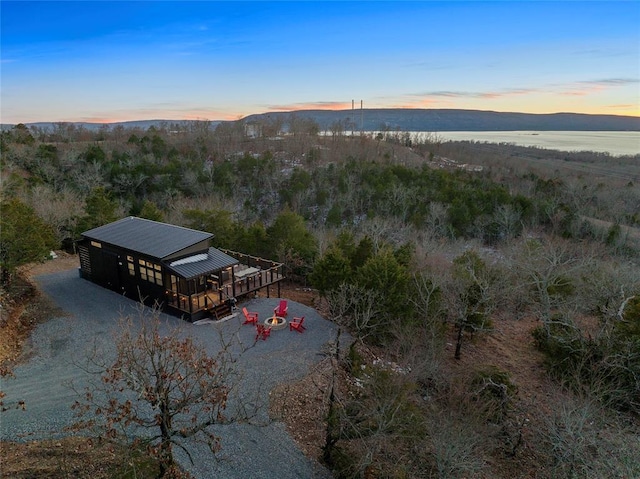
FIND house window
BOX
[90,241,102,248]
[138,259,163,285]
[127,256,135,276]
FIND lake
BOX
[432,131,639,157]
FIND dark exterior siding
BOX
[78,244,92,279]
[78,239,168,308]
[78,218,285,322]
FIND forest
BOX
[1,117,639,478]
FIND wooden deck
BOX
[223,268,284,298]
[166,250,285,320]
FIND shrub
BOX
[533,319,640,415]
[471,366,518,423]
[532,321,584,369]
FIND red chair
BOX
[289,316,305,333]
[242,307,258,325]
[273,299,288,317]
[255,324,271,341]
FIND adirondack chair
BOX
[273,299,288,317]
[242,307,258,325]
[255,323,271,341]
[289,316,305,333]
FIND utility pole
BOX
[360,100,363,135]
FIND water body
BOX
[433,131,640,157]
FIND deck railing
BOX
[220,249,284,271]
[167,250,285,316]
[220,249,285,299]
[167,291,219,314]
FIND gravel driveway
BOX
[1,269,335,479]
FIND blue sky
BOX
[1,1,639,123]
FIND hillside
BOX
[3,108,638,133]
[243,108,640,131]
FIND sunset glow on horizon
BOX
[1,1,638,124]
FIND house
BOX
[244,120,262,138]
[77,217,284,322]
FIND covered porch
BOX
[164,248,285,322]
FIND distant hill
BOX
[0,119,220,132]
[243,109,640,132]
[3,109,638,132]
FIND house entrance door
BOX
[100,250,121,292]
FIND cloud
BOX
[573,48,632,59]
[605,103,639,112]
[413,87,541,100]
[407,78,639,103]
[580,78,639,86]
[557,78,639,97]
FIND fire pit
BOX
[264,315,287,331]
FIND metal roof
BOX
[82,217,214,259]
[166,247,238,279]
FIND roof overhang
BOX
[164,247,238,280]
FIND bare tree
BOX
[425,202,451,240]
[410,271,446,324]
[444,250,499,359]
[379,184,414,222]
[72,161,107,195]
[73,309,246,477]
[539,395,640,479]
[358,216,413,251]
[328,119,347,140]
[337,365,418,477]
[326,283,382,344]
[492,203,524,241]
[583,260,640,336]
[427,413,486,479]
[26,185,84,246]
[507,236,593,333]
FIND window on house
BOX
[90,241,102,248]
[138,259,163,285]
[127,256,135,276]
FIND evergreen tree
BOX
[138,200,164,222]
[0,198,56,283]
[76,187,119,234]
[310,246,351,297]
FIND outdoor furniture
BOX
[235,266,260,279]
[289,316,305,333]
[256,324,271,341]
[273,299,288,317]
[242,307,258,325]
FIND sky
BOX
[1,1,639,124]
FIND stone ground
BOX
[1,253,336,479]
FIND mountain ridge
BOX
[3,108,639,132]
[243,108,640,132]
